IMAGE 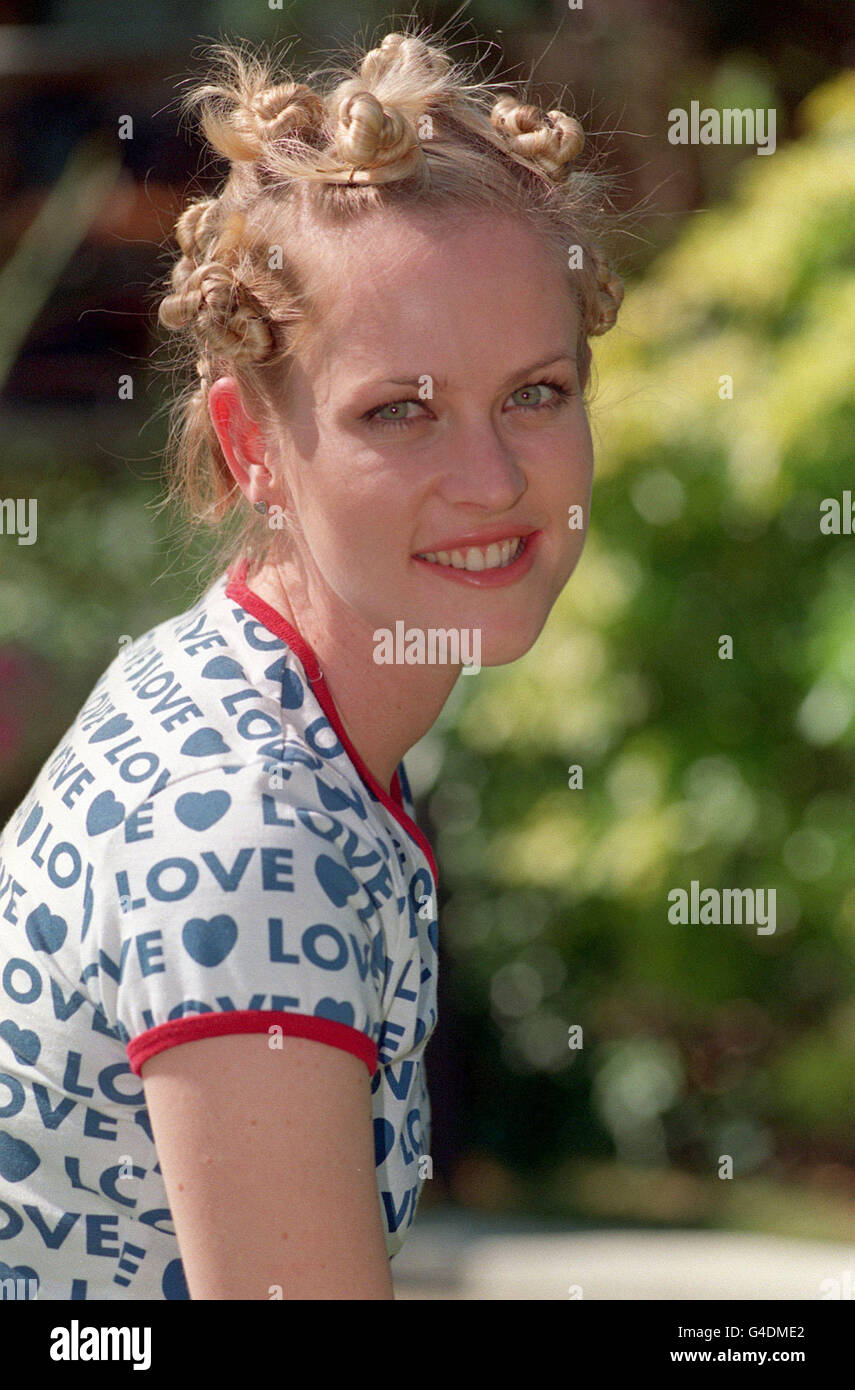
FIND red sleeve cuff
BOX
[127,1009,378,1077]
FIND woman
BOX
[0,26,622,1299]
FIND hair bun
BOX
[327,82,422,183]
[360,31,452,85]
[490,96,585,178]
[174,197,219,261]
[587,243,625,335]
[233,81,326,151]
[159,260,275,363]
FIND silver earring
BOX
[253,499,269,514]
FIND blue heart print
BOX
[180,728,231,757]
[88,713,133,743]
[314,998,355,1027]
[15,804,42,846]
[162,1258,190,1300]
[374,1117,395,1164]
[278,666,304,709]
[174,790,231,831]
[182,915,238,966]
[201,656,246,681]
[317,780,360,814]
[0,1132,40,1182]
[0,1020,41,1065]
[316,855,359,908]
[25,903,67,954]
[86,790,126,836]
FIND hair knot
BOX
[233,81,326,154]
[159,260,275,363]
[359,31,452,85]
[490,96,585,179]
[174,197,220,261]
[586,242,625,335]
[327,83,422,183]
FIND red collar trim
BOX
[224,559,438,886]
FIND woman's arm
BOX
[141,1032,394,1299]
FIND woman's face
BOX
[265,209,595,668]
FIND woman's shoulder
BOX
[41,570,346,817]
[0,572,385,952]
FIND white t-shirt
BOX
[0,562,439,1300]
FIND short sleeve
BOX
[86,758,395,1078]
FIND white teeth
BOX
[417,536,525,570]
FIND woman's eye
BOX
[508,381,571,410]
[365,398,424,427]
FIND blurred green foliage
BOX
[423,70,855,1217]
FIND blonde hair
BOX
[153,24,625,584]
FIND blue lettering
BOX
[138,1208,174,1236]
[83,1108,118,1141]
[236,709,282,740]
[2,958,41,1005]
[98,1063,144,1107]
[32,1084,76,1130]
[200,848,253,892]
[64,1157,99,1195]
[0,1201,24,1239]
[260,846,293,890]
[301,924,348,971]
[261,793,294,825]
[136,930,165,977]
[85,1214,119,1257]
[24,1205,79,1250]
[305,716,344,759]
[0,1073,25,1118]
[101,1163,144,1207]
[147,857,198,902]
[380,1187,411,1232]
[268,919,299,964]
[63,1052,94,1097]
[124,804,154,842]
[166,1000,213,1020]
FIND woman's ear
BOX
[207,377,268,495]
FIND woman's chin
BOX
[471,616,551,670]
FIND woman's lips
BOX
[411,530,542,587]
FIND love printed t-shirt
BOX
[0,562,439,1300]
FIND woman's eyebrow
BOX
[380,351,577,392]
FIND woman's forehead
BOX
[295,212,575,364]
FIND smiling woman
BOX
[0,22,623,1301]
